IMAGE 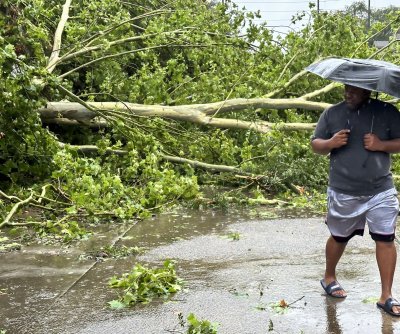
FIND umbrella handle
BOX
[370,112,375,133]
[364,109,374,168]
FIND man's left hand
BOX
[364,133,382,151]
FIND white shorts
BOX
[326,187,399,242]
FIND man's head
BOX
[344,85,371,110]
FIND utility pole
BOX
[367,0,371,29]
[317,0,320,15]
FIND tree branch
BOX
[58,27,186,64]
[0,191,35,228]
[41,98,329,117]
[58,43,232,79]
[41,117,108,128]
[57,142,253,174]
[263,70,309,98]
[58,142,127,155]
[56,143,286,184]
[368,39,399,59]
[82,10,170,48]
[38,184,50,204]
[40,98,321,133]
[47,0,73,73]
[300,82,339,100]
[352,14,400,57]
[264,25,327,99]
[58,44,170,78]
[161,154,247,174]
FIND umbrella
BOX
[306,57,400,98]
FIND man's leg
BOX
[376,241,400,314]
[323,235,348,297]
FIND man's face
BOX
[344,85,370,109]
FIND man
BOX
[311,84,400,316]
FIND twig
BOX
[225,180,255,194]
[47,220,139,302]
[38,184,51,204]
[287,295,305,307]
[6,221,45,226]
[209,70,248,120]
[52,182,71,202]
[0,186,69,207]
[0,190,20,202]
[55,84,113,124]
[35,195,70,206]
[235,152,273,167]
[56,211,117,224]
[28,203,58,211]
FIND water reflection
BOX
[325,297,400,334]
[380,308,400,334]
[324,297,343,334]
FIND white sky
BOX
[233,0,399,36]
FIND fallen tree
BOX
[1,0,400,234]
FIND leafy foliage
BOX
[35,220,89,243]
[362,296,379,304]
[51,143,200,218]
[81,244,143,261]
[0,235,21,252]
[0,44,57,185]
[269,299,290,314]
[225,232,241,241]
[108,259,183,307]
[186,313,219,334]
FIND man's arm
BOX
[311,129,350,155]
[364,134,400,153]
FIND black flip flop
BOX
[377,297,400,317]
[320,279,347,298]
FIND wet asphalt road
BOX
[1,210,400,334]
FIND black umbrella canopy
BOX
[306,57,400,98]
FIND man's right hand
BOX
[311,129,350,155]
[329,129,350,149]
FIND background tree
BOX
[343,1,400,40]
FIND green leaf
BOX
[107,300,126,309]
[362,297,379,304]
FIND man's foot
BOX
[320,279,347,298]
[377,297,400,316]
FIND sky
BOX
[232,0,399,36]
